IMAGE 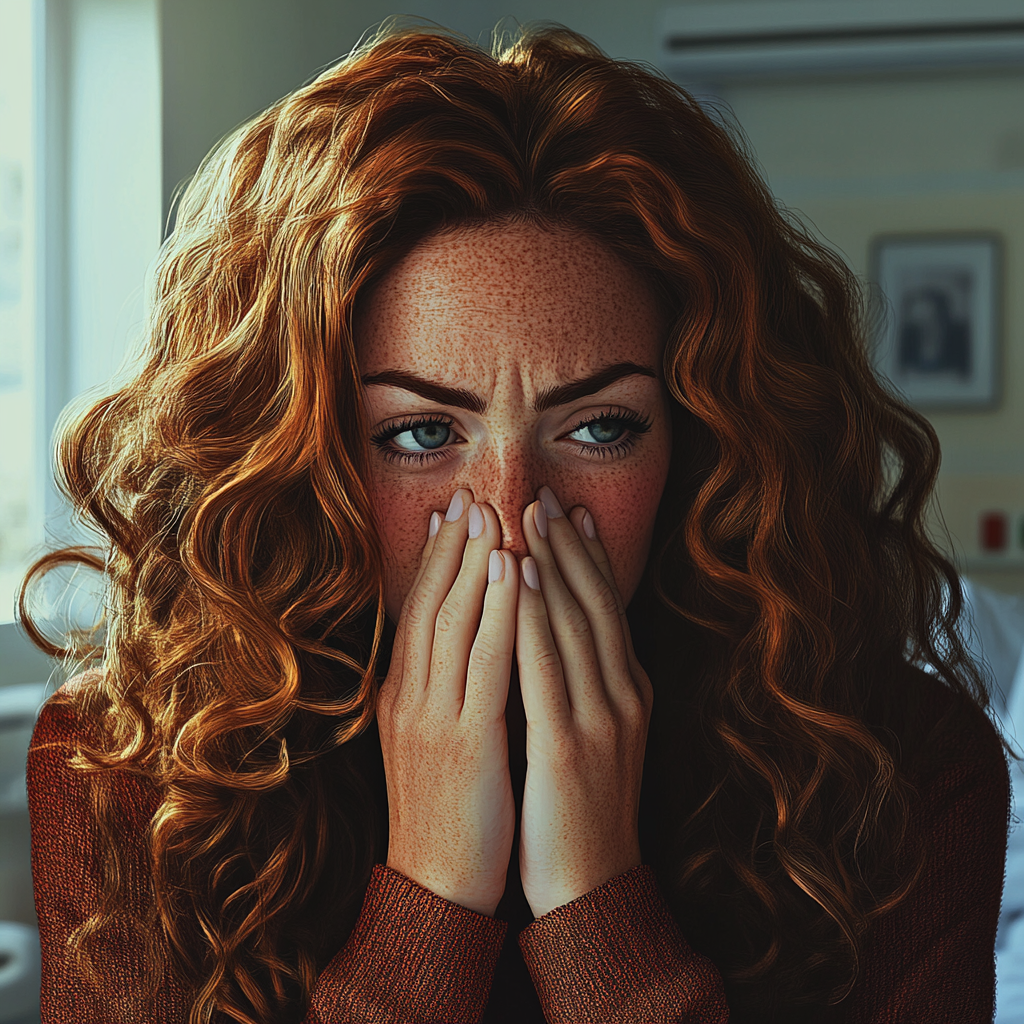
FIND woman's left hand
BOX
[516,485,654,919]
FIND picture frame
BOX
[868,233,1003,411]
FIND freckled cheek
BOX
[585,469,666,606]
[371,479,444,622]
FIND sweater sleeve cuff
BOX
[311,863,508,1023]
[517,864,728,1024]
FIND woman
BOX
[21,22,1012,1024]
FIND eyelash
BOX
[369,408,653,465]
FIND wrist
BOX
[526,855,643,919]
[385,857,503,917]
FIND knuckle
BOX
[376,671,397,706]
[376,662,424,716]
[622,694,649,732]
[468,635,503,674]
[401,588,431,632]
[563,604,592,641]
[637,671,655,712]
[615,679,649,719]
[532,647,563,681]
[433,598,462,639]
[375,696,398,741]
[593,578,623,619]
[375,686,402,728]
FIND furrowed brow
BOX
[359,370,485,413]
[360,361,658,413]
[533,362,659,412]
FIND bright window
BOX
[0,0,39,626]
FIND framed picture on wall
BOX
[868,233,1003,411]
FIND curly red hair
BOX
[19,20,1007,1023]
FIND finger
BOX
[515,554,571,726]
[532,487,643,712]
[463,547,519,723]
[569,508,622,614]
[521,494,606,714]
[566,505,641,674]
[530,488,636,704]
[409,509,444,597]
[389,509,443,665]
[429,499,504,713]
[567,506,652,712]
[395,488,474,699]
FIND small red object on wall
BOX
[980,511,1009,552]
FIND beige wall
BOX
[724,69,1024,592]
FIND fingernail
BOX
[522,557,540,590]
[468,503,484,539]
[445,491,464,522]
[533,500,548,538]
[539,485,563,519]
[582,509,595,540]
[488,549,503,583]
[428,511,441,538]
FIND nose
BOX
[463,453,544,563]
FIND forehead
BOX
[355,221,665,387]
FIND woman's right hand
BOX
[377,488,519,918]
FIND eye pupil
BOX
[411,423,449,449]
[587,419,624,443]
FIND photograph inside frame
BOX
[871,234,1002,411]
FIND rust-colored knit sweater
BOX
[28,663,1009,1023]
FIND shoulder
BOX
[895,662,1010,830]
[27,669,161,833]
[58,668,104,697]
[905,662,1007,766]
[29,669,106,753]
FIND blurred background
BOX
[5,0,1024,1021]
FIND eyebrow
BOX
[360,361,659,414]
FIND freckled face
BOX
[355,221,674,624]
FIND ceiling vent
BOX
[659,0,1024,84]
